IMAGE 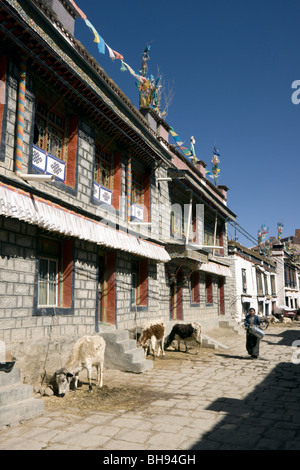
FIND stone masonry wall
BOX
[0,216,99,382]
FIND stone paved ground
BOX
[0,323,300,451]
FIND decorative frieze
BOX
[93,181,112,205]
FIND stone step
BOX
[219,319,244,335]
[0,367,44,427]
[202,334,227,350]
[0,383,33,407]
[98,327,153,374]
[0,368,20,387]
[0,398,44,428]
[122,348,153,373]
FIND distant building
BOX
[227,241,277,321]
[281,229,300,254]
[271,243,300,310]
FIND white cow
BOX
[55,335,106,397]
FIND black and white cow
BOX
[165,322,202,354]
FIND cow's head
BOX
[54,368,73,397]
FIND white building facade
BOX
[227,241,277,321]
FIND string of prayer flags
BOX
[71,0,125,63]
[169,127,193,158]
[70,1,162,113]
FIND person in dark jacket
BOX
[244,308,261,358]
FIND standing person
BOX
[244,308,261,358]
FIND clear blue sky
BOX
[72,0,300,247]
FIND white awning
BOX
[199,261,232,277]
[0,183,170,263]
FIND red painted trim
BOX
[112,151,121,210]
[191,271,200,304]
[62,239,73,308]
[106,252,116,325]
[139,259,148,307]
[65,115,78,188]
[143,173,151,222]
[206,275,213,304]
[219,277,225,315]
[176,270,183,320]
[218,225,224,256]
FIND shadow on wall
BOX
[189,359,300,450]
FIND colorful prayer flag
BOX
[85,20,105,54]
[112,50,124,61]
[105,43,116,60]
[169,127,193,159]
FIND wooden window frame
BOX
[36,237,73,312]
[94,144,114,191]
[190,270,200,305]
[34,98,66,161]
[131,259,148,309]
[131,165,151,223]
[33,95,78,189]
[132,168,144,206]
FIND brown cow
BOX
[138,321,166,359]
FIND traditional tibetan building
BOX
[0,0,236,382]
